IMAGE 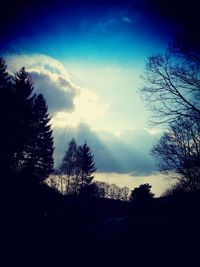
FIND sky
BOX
[1,0,195,196]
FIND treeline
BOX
[47,138,131,200]
[47,138,155,202]
[47,175,130,201]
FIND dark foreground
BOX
[2,185,200,266]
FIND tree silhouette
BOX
[58,140,96,195]
[27,94,54,183]
[130,184,154,203]
[140,39,200,125]
[152,117,200,191]
[0,57,14,179]
[79,182,105,198]
[12,67,36,177]
[58,138,78,194]
[162,182,187,197]
[77,141,96,190]
[90,181,130,201]
[120,186,130,201]
[0,61,54,188]
[0,58,10,87]
[140,38,200,191]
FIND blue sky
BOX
[1,0,180,195]
[1,0,172,60]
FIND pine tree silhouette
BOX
[0,57,14,179]
[59,138,78,194]
[60,138,78,176]
[27,94,54,183]
[77,141,96,188]
[12,67,36,177]
[0,58,11,89]
[0,62,54,187]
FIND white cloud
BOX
[6,54,78,114]
[6,54,71,79]
[74,88,110,124]
[51,112,81,129]
[5,54,109,128]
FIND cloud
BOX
[54,123,159,177]
[6,54,79,114]
[51,112,81,129]
[6,54,71,78]
[122,17,133,23]
[74,88,110,124]
[30,71,76,113]
[5,54,109,127]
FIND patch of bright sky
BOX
[66,62,150,132]
[95,172,175,197]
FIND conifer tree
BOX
[77,142,96,189]
[60,138,78,176]
[0,57,11,89]
[12,67,36,174]
[0,61,54,187]
[59,138,78,194]
[27,94,54,183]
[14,69,54,183]
[0,57,14,178]
[59,140,96,194]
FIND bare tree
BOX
[94,181,110,198]
[120,186,130,201]
[140,40,200,125]
[152,117,200,191]
[141,38,200,192]
[161,182,187,197]
[92,181,130,201]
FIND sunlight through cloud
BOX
[51,111,81,128]
[74,88,110,124]
[6,54,110,129]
